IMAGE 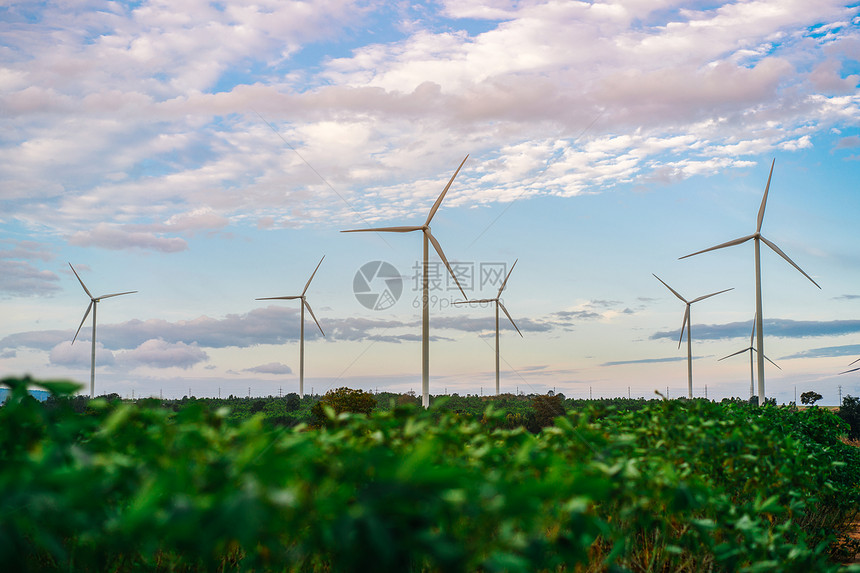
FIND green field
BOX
[3,377,860,572]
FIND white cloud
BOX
[118,339,209,369]
[0,260,61,297]
[0,0,858,235]
[67,223,188,253]
[49,341,115,368]
[244,362,293,375]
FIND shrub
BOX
[311,386,376,426]
[839,395,860,441]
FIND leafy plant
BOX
[2,377,860,572]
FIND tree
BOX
[801,391,823,405]
[284,393,300,412]
[839,395,860,441]
[311,387,376,426]
[531,393,565,431]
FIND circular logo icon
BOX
[353,261,403,311]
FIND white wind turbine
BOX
[342,156,469,408]
[69,263,137,398]
[256,256,325,399]
[681,159,820,404]
[653,274,732,398]
[455,260,522,396]
[718,315,781,399]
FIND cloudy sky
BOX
[2,0,860,404]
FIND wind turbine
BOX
[455,260,522,396]
[653,274,732,398]
[718,315,781,399]
[342,156,469,408]
[69,263,137,398]
[680,159,820,404]
[256,256,325,399]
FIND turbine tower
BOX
[69,263,137,398]
[342,156,469,408]
[257,256,325,399]
[455,259,522,396]
[681,159,820,404]
[653,274,732,398]
[718,315,780,399]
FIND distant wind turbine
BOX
[455,260,522,396]
[717,315,781,399]
[653,274,732,398]
[680,159,820,404]
[342,156,469,408]
[257,256,325,399]
[69,263,137,398]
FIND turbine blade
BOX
[73,301,93,344]
[750,315,756,345]
[678,305,690,349]
[454,298,496,305]
[762,354,782,370]
[652,274,687,303]
[759,236,821,289]
[69,263,93,298]
[99,291,137,300]
[302,255,325,296]
[690,287,733,304]
[425,155,468,226]
[497,259,518,298]
[304,300,325,337]
[498,301,523,337]
[341,226,423,233]
[848,357,860,367]
[679,234,756,259]
[756,159,775,234]
[718,348,751,361]
[840,367,860,375]
[256,295,302,300]
[426,230,467,298]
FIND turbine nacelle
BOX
[340,156,469,299]
[69,263,137,344]
[256,255,326,336]
[652,273,732,349]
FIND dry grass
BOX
[839,436,860,448]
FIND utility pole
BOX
[705,384,708,400]
[628,386,631,399]
[589,386,592,400]
[839,385,843,406]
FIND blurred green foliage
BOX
[2,376,860,572]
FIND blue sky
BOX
[2,0,860,404]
